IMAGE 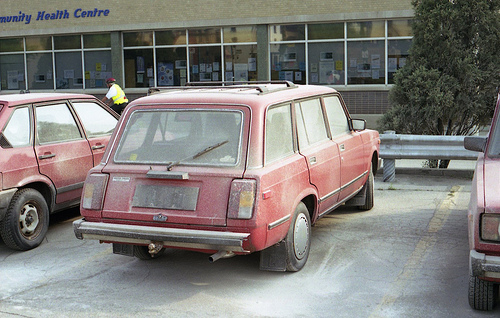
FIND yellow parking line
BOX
[369,186,461,318]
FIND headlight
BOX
[481,214,500,242]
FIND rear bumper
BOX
[470,249,500,280]
[73,218,250,253]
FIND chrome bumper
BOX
[470,250,500,279]
[73,218,250,252]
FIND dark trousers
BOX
[111,102,127,115]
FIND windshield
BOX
[487,96,500,158]
[114,109,243,166]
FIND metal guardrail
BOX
[379,132,479,182]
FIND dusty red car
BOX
[0,93,118,251]
[465,93,500,310]
[74,82,380,271]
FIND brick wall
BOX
[340,90,390,114]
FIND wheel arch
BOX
[19,182,55,213]
[301,194,316,223]
[371,151,379,176]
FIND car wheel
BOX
[358,166,374,211]
[133,245,164,260]
[285,202,311,272]
[0,188,49,251]
[468,274,498,310]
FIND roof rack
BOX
[147,80,297,96]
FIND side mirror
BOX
[464,136,487,153]
[351,119,366,131]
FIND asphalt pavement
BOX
[1,160,499,318]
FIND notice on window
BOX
[7,70,19,89]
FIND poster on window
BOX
[234,64,248,81]
[158,62,174,86]
[7,70,19,89]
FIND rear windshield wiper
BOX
[166,140,228,170]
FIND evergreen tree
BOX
[380,0,500,137]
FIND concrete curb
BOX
[377,167,474,179]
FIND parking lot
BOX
[1,168,499,318]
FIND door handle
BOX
[92,144,105,150]
[309,156,317,165]
[38,153,56,160]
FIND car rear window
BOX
[114,109,243,166]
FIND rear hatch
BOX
[100,106,249,227]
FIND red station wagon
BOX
[0,93,118,251]
[465,92,500,310]
[73,82,380,271]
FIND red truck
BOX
[74,82,380,271]
[0,93,118,251]
[465,93,500,310]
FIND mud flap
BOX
[259,241,287,271]
[113,243,134,257]
[345,184,367,206]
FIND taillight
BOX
[82,173,108,210]
[228,179,256,219]
[481,214,500,242]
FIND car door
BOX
[323,95,366,202]
[295,98,341,216]
[34,102,93,204]
[71,100,118,165]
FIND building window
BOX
[223,26,257,43]
[0,38,23,52]
[123,31,153,47]
[124,49,154,88]
[388,39,411,84]
[308,42,345,85]
[224,45,257,82]
[388,19,413,37]
[123,27,258,88]
[156,47,187,86]
[271,20,412,86]
[26,36,51,51]
[0,54,26,90]
[347,40,385,85]
[0,34,111,91]
[189,46,221,82]
[27,53,53,90]
[347,21,385,38]
[55,52,83,89]
[308,23,344,40]
[270,43,306,84]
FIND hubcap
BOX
[293,213,309,260]
[19,203,39,236]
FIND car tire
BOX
[468,274,498,311]
[285,202,311,272]
[0,188,49,251]
[358,166,374,211]
[133,245,164,260]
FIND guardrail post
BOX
[382,131,396,182]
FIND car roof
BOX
[132,83,339,110]
[0,93,96,107]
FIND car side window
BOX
[35,103,82,144]
[265,104,294,163]
[295,98,328,149]
[2,107,31,148]
[72,102,118,138]
[324,96,350,137]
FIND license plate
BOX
[132,185,199,211]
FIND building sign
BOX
[0,8,110,25]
